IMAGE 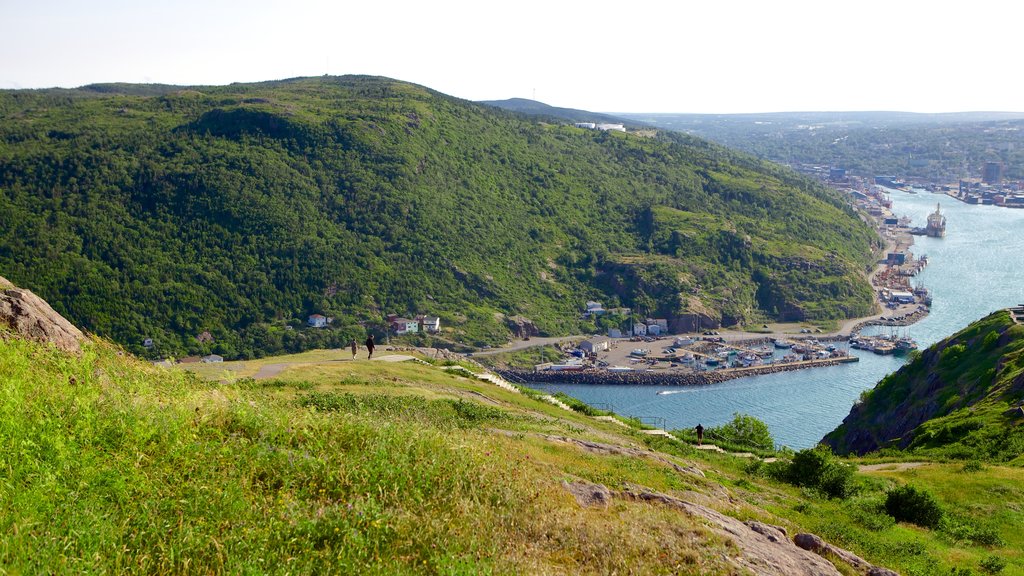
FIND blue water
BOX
[534,192,1024,448]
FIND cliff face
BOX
[824,309,1024,458]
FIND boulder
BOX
[0,276,86,353]
[562,480,611,509]
[506,315,540,339]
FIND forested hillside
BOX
[0,76,878,359]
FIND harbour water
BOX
[533,191,1024,449]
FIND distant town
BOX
[801,161,1024,209]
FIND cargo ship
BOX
[926,203,946,238]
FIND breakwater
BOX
[497,356,858,388]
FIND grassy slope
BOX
[825,310,1024,461]
[3,334,1023,574]
[0,76,877,359]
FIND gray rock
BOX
[0,277,85,353]
[794,532,827,553]
[561,480,611,508]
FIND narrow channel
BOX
[532,191,1024,448]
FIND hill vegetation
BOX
[824,309,1024,462]
[0,76,877,359]
[4,320,1024,574]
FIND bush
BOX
[940,514,1004,547]
[786,445,855,498]
[885,484,944,528]
[961,460,986,473]
[707,413,775,451]
[979,554,1007,574]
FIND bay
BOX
[532,191,1024,449]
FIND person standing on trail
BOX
[695,423,704,446]
[349,339,357,360]
[365,334,375,360]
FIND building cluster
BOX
[573,122,626,132]
[386,314,441,335]
[583,301,670,338]
[807,161,1024,210]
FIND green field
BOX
[2,329,1021,574]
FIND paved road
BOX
[469,335,583,356]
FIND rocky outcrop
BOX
[506,315,540,339]
[0,276,86,353]
[795,532,900,575]
[562,480,843,576]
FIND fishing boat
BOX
[773,339,794,349]
[894,337,918,355]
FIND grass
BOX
[5,336,1024,574]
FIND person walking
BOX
[365,334,375,360]
[695,423,704,446]
[349,339,357,360]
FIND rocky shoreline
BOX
[495,356,859,388]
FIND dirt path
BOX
[470,335,583,356]
[253,363,289,380]
[857,461,928,472]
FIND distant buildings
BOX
[389,317,419,335]
[307,314,329,328]
[579,338,610,355]
[383,314,442,336]
[983,161,1004,184]
[418,315,441,333]
[574,122,626,132]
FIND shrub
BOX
[961,460,985,473]
[786,445,855,498]
[979,554,1007,574]
[940,343,967,369]
[940,514,1004,547]
[885,484,944,528]
[707,413,775,451]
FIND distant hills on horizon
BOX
[477,97,1024,128]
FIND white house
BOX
[201,354,224,363]
[574,122,597,129]
[633,324,648,336]
[585,301,606,315]
[308,314,328,328]
[597,123,626,132]
[390,317,419,335]
[647,324,662,336]
[418,315,441,333]
[580,338,610,355]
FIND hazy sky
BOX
[3,0,1021,113]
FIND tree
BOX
[709,412,774,451]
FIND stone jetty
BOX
[496,356,858,388]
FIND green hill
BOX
[0,76,878,359]
[5,315,1024,574]
[824,308,1024,461]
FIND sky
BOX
[2,0,1022,114]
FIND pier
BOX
[500,355,859,388]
